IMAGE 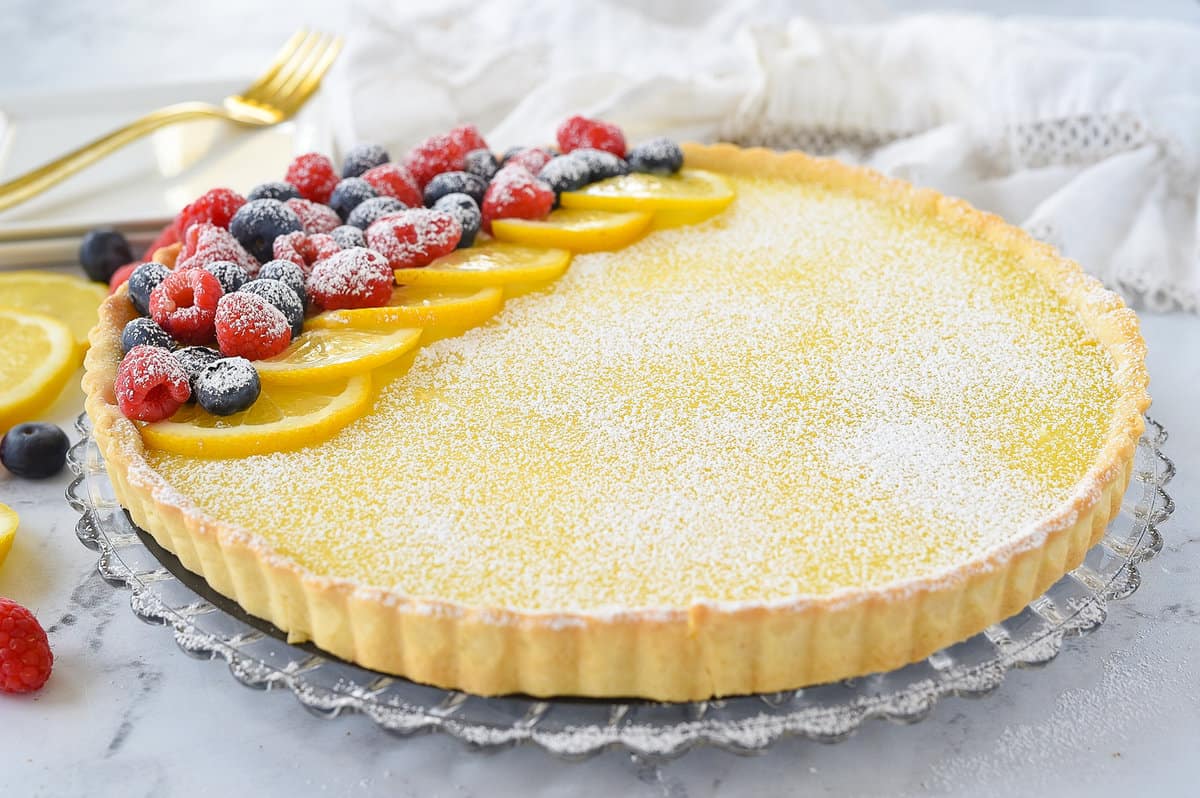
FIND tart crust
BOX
[82,144,1150,700]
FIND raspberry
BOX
[285,198,342,234]
[108,262,139,294]
[446,124,488,155]
[405,132,472,189]
[176,187,246,236]
[284,152,340,204]
[480,164,555,233]
[115,344,192,422]
[214,292,292,360]
[142,220,181,260]
[365,209,462,270]
[149,268,224,345]
[0,598,53,694]
[176,223,259,275]
[307,248,394,310]
[556,115,627,158]
[504,147,555,175]
[272,231,342,275]
[362,163,422,207]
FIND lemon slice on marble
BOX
[141,375,371,458]
[491,208,652,252]
[0,270,107,352]
[560,169,734,216]
[0,308,78,432]
[395,242,571,289]
[307,286,504,332]
[0,503,17,571]
[254,327,422,386]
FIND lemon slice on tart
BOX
[0,308,78,431]
[395,242,571,289]
[491,208,652,252]
[308,286,504,333]
[559,169,734,216]
[254,327,422,385]
[0,271,107,354]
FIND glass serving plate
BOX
[65,413,1174,760]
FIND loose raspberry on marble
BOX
[307,247,394,310]
[284,198,342,234]
[481,164,555,233]
[175,223,259,275]
[214,292,292,360]
[284,152,340,204]
[556,115,627,158]
[361,163,423,208]
[0,598,54,694]
[149,267,224,345]
[142,220,180,260]
[504,147,555,175]
[365,209,462,270]
[115,344,192,422]
[176,188,246,236]
[272,231,342,274]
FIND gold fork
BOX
[0,29,343,213]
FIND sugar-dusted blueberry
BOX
[346,196,406,230]
[202,260,250,294]
[126,262,171,316]
[330,225,366,251]
[0,422,69,480]
[247,181,301,202]
[229,198,304,263]
[172,345,223,401]
[627,137,684,174]
[341,143,390,178]
[572,148,630,182]
[120,317,175,354]
[193,357,261,416]
[329,177,378,221]
[464,149,499,182]
[423,171,487,207]
[258,259,308,308]
[239,278,304,338]
[432,193,482,249]
[79,228,134,283]
[538,155,592,197]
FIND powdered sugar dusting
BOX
[148,174,1122,613]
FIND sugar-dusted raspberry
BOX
[446,124,488,156]
[0,598,53,694]
[214,292,292,360]
[504,147,555,175]
[108,261,139,294]
[284,152,340,204]
[272,231,342,275]
[176,223,259,275]
[149,268,224,345]
[404,131,476,190]
[177,187,246,235]
[307,247,394,310]
[481,164,555,233]
[556,115,627,158]
[362,163,423,208]
[114,344,192,422]
[365,209,462,270]
[142,220,181,260]
[285,197,342,234]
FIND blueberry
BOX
[79,228,134,283]
[0,422,69,479]
[121,317,175,354]
[202,260,249,294]
[126,262,170,316]
[229,199,303,263]
[627,137,683,174]
[432,193,481,249]
[499,146,524,165]
[538,155,592,198]
[329,178,377,221]
[464,148,499,182]
[423,171,487,207]
[341,143,390,178]
[330,225,366,251]
[239,279,304,338]
[172,346,222,401]
[193,357,261,416]
[257,260,308,308]
[246,181,301,202]
[572,148,630,182]
[346,196,405,230]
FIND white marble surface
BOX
[1,2,1198,796]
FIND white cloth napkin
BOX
[331,1,1200,312]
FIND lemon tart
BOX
[82,143,1148,701]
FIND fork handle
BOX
[0,102,233,213]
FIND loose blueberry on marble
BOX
[433,193,482,248]
[127,262,171,316]
[423,171,487,207]
[239,278,305,338]
[79,228,134,283]
[329,178,378,221]
[193,357,261,416]
[121,317,175,354]
[627,137,684,174]
[346,196,406,230]
[247,181,301,202]
[229,199,304,263]
[0,422,69,479]
[341,143,390,178]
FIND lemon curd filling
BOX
[147,173,1120,612]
